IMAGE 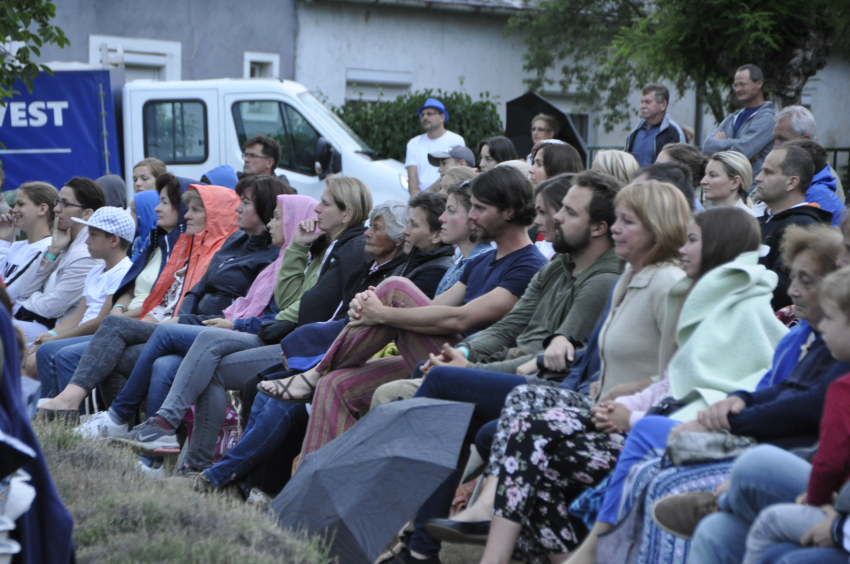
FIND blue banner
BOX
[0,69,121,191]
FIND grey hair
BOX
[775,105,817,140]
[369,200,409,243]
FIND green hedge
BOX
[331,89,504,163]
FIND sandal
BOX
[257,372,316,403]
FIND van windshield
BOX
[298,92,373,153]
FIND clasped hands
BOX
[347,286,383,327]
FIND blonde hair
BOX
[780,224,843,276]
[821,266,850,320]
[133,158,167,178]
[443,166,477,186]
[593,150,640,185]
[182,188,204,209]
[615,180,690,265]
[324,174,373,239]
[709,151,752,200]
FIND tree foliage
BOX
[329,89,503,162]
[0,0,69,105]
[509,0,849,131]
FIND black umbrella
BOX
[271,398,474,564]
[505,91,588,164]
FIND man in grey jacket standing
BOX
[703,64,775,194]
[625,84,686,166]
[13,177,105,342]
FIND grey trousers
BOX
[155,330,281,470]
[69,315,154,392]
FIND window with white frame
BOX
[345,69,412,102]
[88,35,181,81]
[244,52,280,79]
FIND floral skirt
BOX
[488,385,625,561]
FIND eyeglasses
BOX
[531,126,552,133]
[54,198,84,209]
[421,111,442,118]
[733,81,754,89]
[242,152,270,160]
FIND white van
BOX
[122,78,409,203]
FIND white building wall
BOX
[294,1,530,126]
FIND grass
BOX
[35,420,333,564]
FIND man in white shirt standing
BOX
[405,98,465,197]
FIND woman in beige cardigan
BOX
[427,180,690,562]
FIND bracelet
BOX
[44,251,58,261]
[457,345,470,359]
[47,330,58,337]
[113,304,126,311]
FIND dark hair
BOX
[535,174,574,212]
[155,173,182,209]
[409,191,448,234]
[737,64,765,83]
[244,135,282,165]
[235,175,292,245]
[642,83,670,104]
[693,207,762,279]
[659,142,705,189]
[446,181,473,212]
[64,177,105,212]
[777,145,815,194]
[784,139,827,173]
[470,166,536,226]
[533,143,585,177]
[638,162,696,211]
[477,136,518,164]
[572,170,621,242]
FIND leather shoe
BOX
[425,518,490,545]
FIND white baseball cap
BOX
[72,206,136,243]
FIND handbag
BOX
[664,430,755,466]
[646,396,691,416]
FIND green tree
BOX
[330,89,503,162]
[0,0,69,105]
[510,0,850,131]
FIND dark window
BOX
[232,101,319,175]
[143,100,208,164]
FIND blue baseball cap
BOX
[418,98,449,123]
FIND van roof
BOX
[123,78,308,94]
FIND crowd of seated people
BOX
[5,111,850,564]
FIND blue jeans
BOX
[108,323,211,422]
[688,445,811,564]
[35,336,93,399]
[408,366,527,557]
[204,393,308,488]
[597,415,679,523]
[757,544,847,564]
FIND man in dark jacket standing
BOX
[757,145,832,309]
[624,84,686,166]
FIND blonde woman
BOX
[702,151,758,215]
[592,149,640,185]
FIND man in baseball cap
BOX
[425,145,476,192]
[26,206,136,383]
[405,98,465,197]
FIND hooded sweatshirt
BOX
[140,184,239,318]
[95,174,128,209]
[806,165,844,226]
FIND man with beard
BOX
[372,170,623,564]
[372,170,622,402]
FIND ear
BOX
[731,175,742,190]
[431,229,443,246]
[38,203,49,217]
[82,208,94,220]
[502,207,516,221]
[787,176,800,193]
[590,221,609,238]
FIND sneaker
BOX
[74,411,128,440]
[246,488,272,507]
[136,457,165,479]
[121,417,179,451]
[651,491,720,540]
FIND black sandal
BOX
[257,372,316,403]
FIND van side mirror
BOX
[315,137,342,180]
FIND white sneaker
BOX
[74,411,127,440]
[136,458,165,479]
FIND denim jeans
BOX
[408,366,527,557]
[35,336,93,399]
[597,415,679,524]
[107,322,212,422]
[153,327,279,469]
[744,503,845,564]
[204,393,308,488]
[756,544,846,564]
[688,445,811,564]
